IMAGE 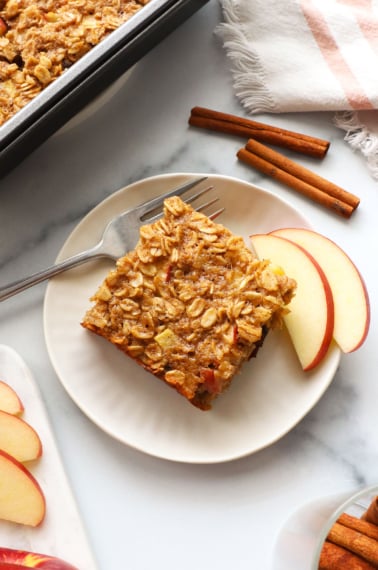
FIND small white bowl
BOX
[272,485,378,570]
[312,484,378,569]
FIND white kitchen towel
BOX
[216,0,378,179]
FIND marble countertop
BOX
[1,2,378,569]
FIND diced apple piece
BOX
[0,547,78,569]
[0,410,42,462]
[154,328,179,349]
[0,450,45,527]
[271,228,370,353]
[0,17,8,37]
[250,233,334,371]
[0,381,24,416]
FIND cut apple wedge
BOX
[0,449,45,527]
[0,547,78,569]
[250,233,334,371]
[0,381,24,416]
[0,410,42,462]
[271,228,370,352]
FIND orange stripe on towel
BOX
[337,0,378,51]
[337,0,371,6]
[300,0,374,110]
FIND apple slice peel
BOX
[0,410,42,463]
[271,228,370,353]
[250,233,335,371]
[0,449,46,527]
[0,381,24,416]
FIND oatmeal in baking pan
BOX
[81,196,296,410]
[0,0,150,126]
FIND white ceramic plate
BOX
[43,173,341,464]
[0,344,98,569]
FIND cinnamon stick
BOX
[237,142,358,218]
[189,106,330,158]
[362,497,378,526]
[319,541,376,570]
[245,138,360,209]
[327,521,378,566]
[338,513,378,541]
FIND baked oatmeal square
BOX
[81,196,296,410]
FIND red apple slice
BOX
[271,228,370,352]
[250,233,334,371]
[0,410,42,462]
[0,547,78,569]
[0,450,45,526]
[0,381,24,416]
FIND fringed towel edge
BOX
[335,111,378,181]
[215,1,277,115]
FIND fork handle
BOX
[0,246,105,302]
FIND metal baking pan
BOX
[0,0,208,178]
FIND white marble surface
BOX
[1,2,378,569]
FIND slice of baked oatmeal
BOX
[81,196,296,410]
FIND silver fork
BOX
[0,176,224,302]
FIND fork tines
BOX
[139,176,208,222]
[141,176,223,223]
[194,194,224,220]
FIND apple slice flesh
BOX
[0,381,24,415]
[0,547,78,569]
[0,410,42,462]
[250,233,334,371]
[271,228,370,353]
[0,450,45,527]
